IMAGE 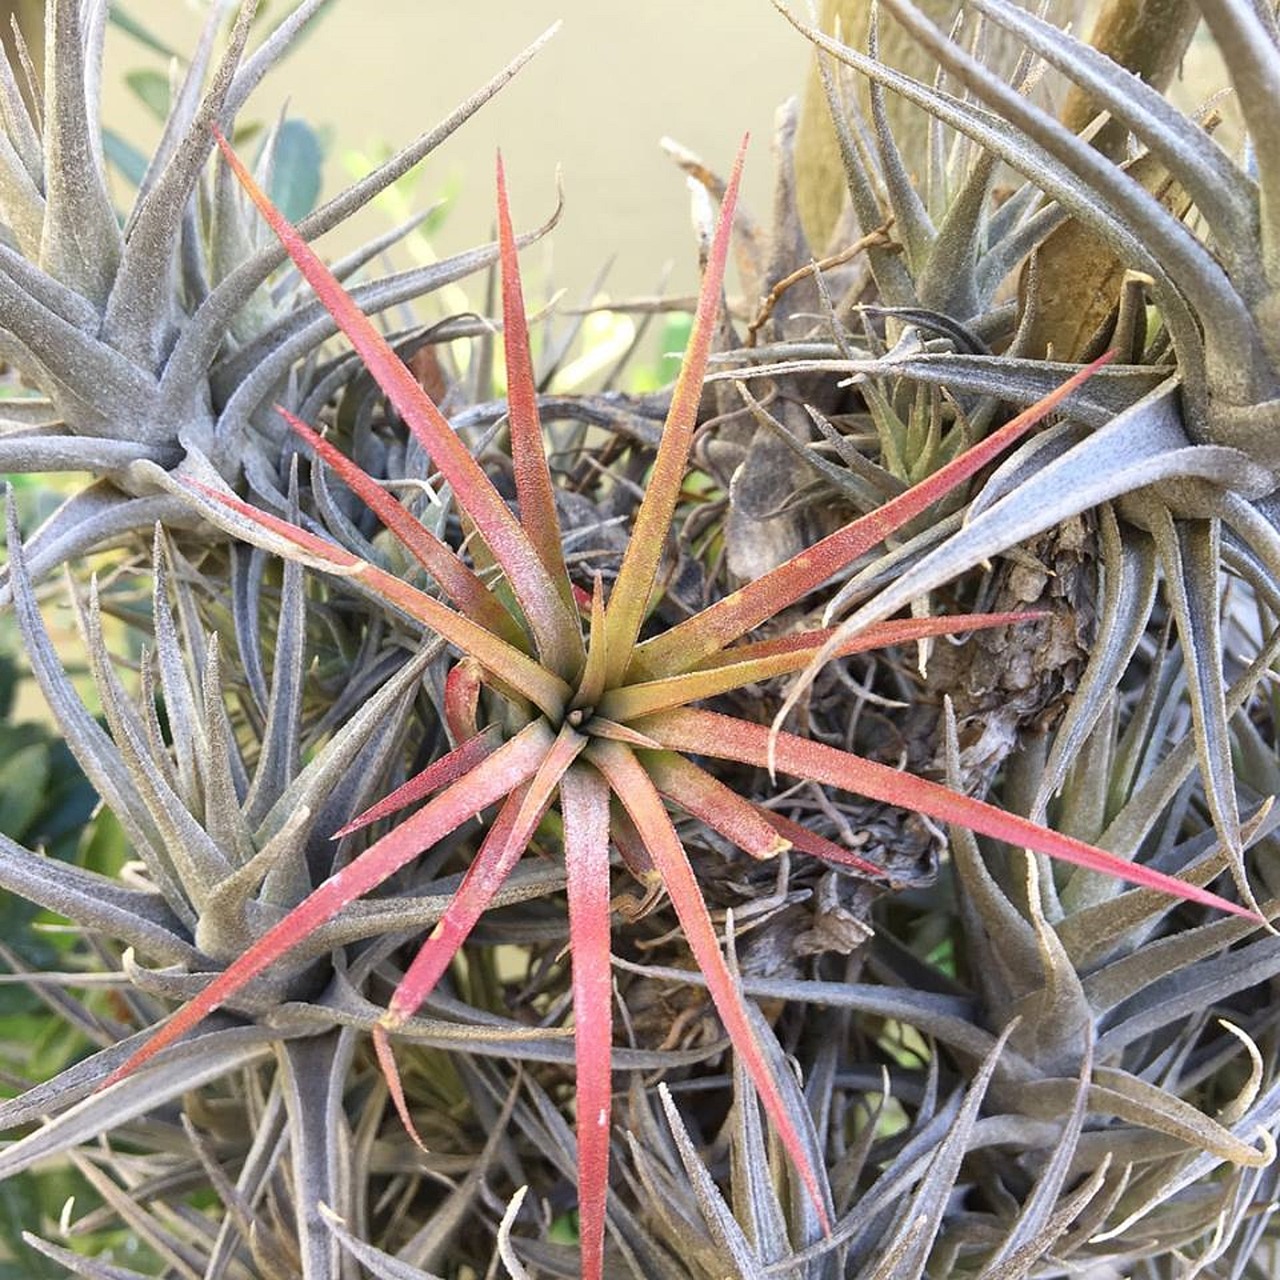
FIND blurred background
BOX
[0,2,810,301]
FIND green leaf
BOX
[266,119,326,222]
[123,69,170,122]
[108,7,183,60]
[101,128,150,189]
[0,743,48,842]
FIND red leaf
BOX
[754,807,884,878]
[385,723,587,1024]
[374,785,529,1146]
[444,658,484,742]
[560,763,615,1280]
[603,136,748,681]
[639,708,1263,921]
[630,354,1115,679]
[183,478,572,720]
[213,128,582,678]
[496,152,576,611]
[104,719,556,1086]
[642,751,791,859]
[586,738,833,1231]
[334,727,502,838]
[693,611,1046,669]
[276,405,526,647]
[600,611,1043,722]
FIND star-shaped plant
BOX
[110,130,1259,1278]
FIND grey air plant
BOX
[756,0,1280,918]
[1,0,1280,1277]
[0,0,559,599]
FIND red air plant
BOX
[107,130,1260,1277]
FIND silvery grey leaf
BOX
[244,475,307,834]
[158,25,560,415]
[6,496,179,905]
[1097,930,1280,1060]
[815,43,916,305]
[821,381,1271,652]
[1034,508,1158,818]
[79,581,233,910]
[614,955,1011,1066]
[277,1032,356,1279]
[1198,0,1280,281]
[20,1234,155,1280]
[0,23,42,185]
[0,124,46,257]
[211,242,508,437]
[65,1147,213,1279]
[968,0,1257,266]
[0,234,99,329]
[101,1,257,367]
[41,0,122,306]
[0,273,156,434]
[974,197,1069,298]
[1096,622,1280,867]
[0,831,195,965]
[658,1084,769,1278]
[866,10,934,274]
[259,645,432,844]
[128,0,234,205]
[771,0,1210,386]
[229,540,272,714]
[871,0,1267,408]
[981,1028,1096,1275]
[729,1052,793,1267]
[914,139,999,320]
[718,352,1164,426]
[323,1209,446,1280]
[0,1023,274,1174]
[203,1082,287,1279]
[0,434,177,472]
[1146,506,1256,906]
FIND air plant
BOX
[752,0,1280,920]
[0,0,559,599]
[81,127,1262,1278]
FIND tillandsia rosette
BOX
[89,130,1260,1278]
[0,0,561,601]
[753,0,1280,918]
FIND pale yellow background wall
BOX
[103,3,811,300]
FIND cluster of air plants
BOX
[3,0,1280,1276]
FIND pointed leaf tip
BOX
[214,126,582,677]
[604,138,747,677]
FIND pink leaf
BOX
[630,354,1114,679]
[573,576,609,718]
[560,763,615,1280]
[104,719,556,1086]
[444,658,484,742]
[638,708,1263,921]
[213,129,582,678]
[693,611,1046,669]
[586,738,833,1231]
